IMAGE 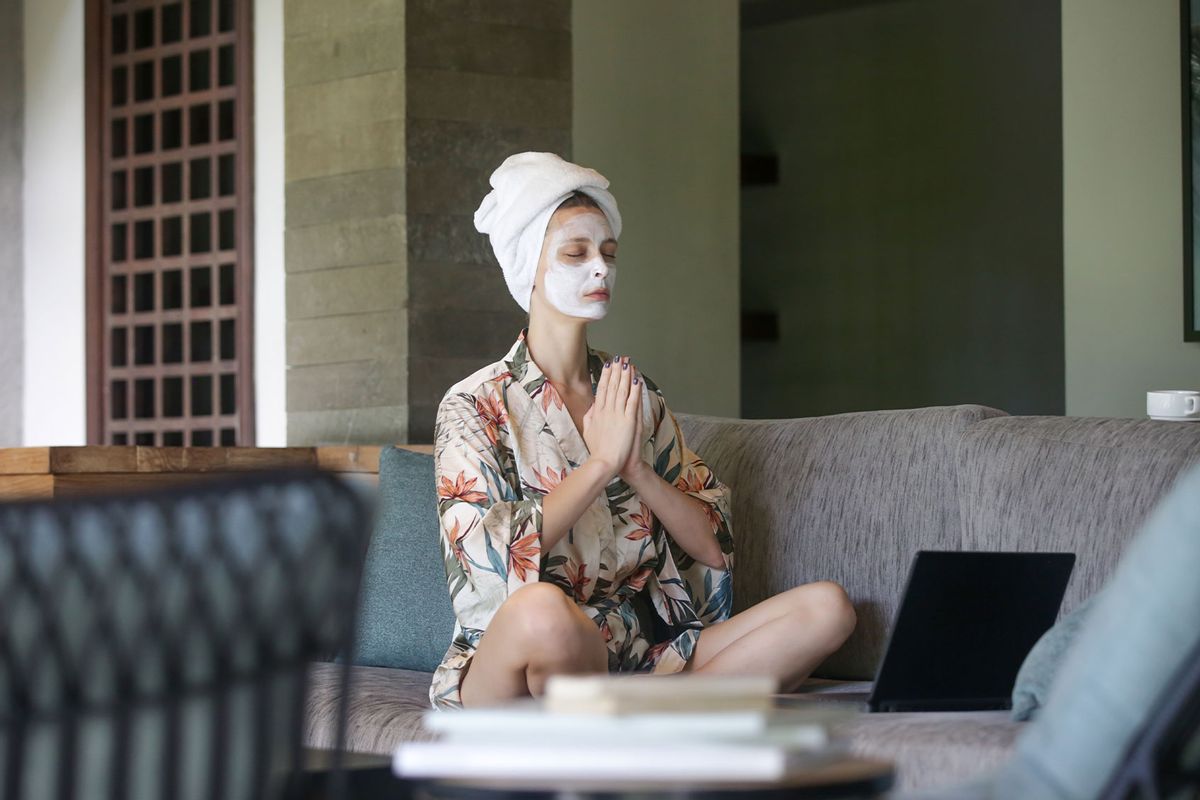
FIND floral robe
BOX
[428,327,736,710]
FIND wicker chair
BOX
[0,469,370,800]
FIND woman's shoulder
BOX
[439,357,516,408]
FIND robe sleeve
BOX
[648,391,735,625]
[434,389,545,634]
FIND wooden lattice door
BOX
[86,0,254,446]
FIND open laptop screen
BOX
[867,550,1075,712]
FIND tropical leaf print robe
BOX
[429,327,735,710]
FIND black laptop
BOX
[865,550,1076,712]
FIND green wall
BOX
[1063,0,1200,417]
[572,0,741,418]
[741,0,1064,418]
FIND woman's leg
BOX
[459,582,609,708]
[680,581,856,692]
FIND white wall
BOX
[23,0,85,445]
[571,0,740,417]
[20,0,287,445]
[1063,0,1200,417]
[254,0,286,445]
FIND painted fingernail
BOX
[623,361,628,369]
[604,360,611,367]
[633,377,639,384]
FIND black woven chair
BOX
[0,469,371,800]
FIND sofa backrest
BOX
[957,415,1200,618]
[675,404,1007,680]
[676,405,1200,683]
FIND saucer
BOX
[1149,415,1200,422]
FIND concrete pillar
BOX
[0,0,23,446]
[283,0,571,444]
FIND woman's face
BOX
[534,206,617,320]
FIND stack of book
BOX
[392,674,855,783]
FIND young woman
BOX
[429,152,856,710]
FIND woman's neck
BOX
[526,317,592,393]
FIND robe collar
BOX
[502,327,609,466]
[502,326,607,399]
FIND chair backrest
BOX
[0,469,371,800]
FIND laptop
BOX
[865,550,1076,712]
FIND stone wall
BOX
[405,0,571,441]
[284,0,408,445]
[283,0,571,444]
[0,0,23,446]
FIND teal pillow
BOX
[351,446,456,672]
[1010,591,1099,721]
[990,461,1200,798]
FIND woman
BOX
[429,152,856,710]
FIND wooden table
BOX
[294,757,896,800]
[0,445,432,501]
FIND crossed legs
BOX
[459,582,608,707]
[681,581,857,693]
[458,580,857,708]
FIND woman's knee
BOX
[812,580,857,640]
[793,581,856,644]
[502,582,604,660]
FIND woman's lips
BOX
[586,289,610,300]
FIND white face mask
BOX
[541,212,617,319]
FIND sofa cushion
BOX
[305,662,441,753]
[674,404,1008,679]
[304,665,1019,792]
[352,446,456,673]
[958,415,1200,616]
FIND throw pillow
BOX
[352,446,456,672]
[1010,590,1100,721]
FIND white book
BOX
[421,705,850,748]
[543,673,778,715]
[393,740,850,782]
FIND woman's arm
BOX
[435,389,614,607]
[540,456,614,552]
[624,462,725,570]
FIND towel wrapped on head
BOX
[473,151,622,312]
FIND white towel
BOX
[473,151,622,312]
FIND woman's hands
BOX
[582,355,647,482]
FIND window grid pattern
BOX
[96,0,252,447]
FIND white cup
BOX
[1147,390,1200,421]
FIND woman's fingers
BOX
[602,355,621,409]
[625,366,641,416]
[597,356,613,408]
[615,356,631,407]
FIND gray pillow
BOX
[1010,591,1099,721]
[352,446,456,672]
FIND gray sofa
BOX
[304,404,1200,792]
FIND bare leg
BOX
[459,582,609,708]
[680,581,856,692]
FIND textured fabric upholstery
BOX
[957,416,1200,615]
[305,662,442,754]
[304,405,1200,793]
[305,664,1014,792]
[673,404,1008,679]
